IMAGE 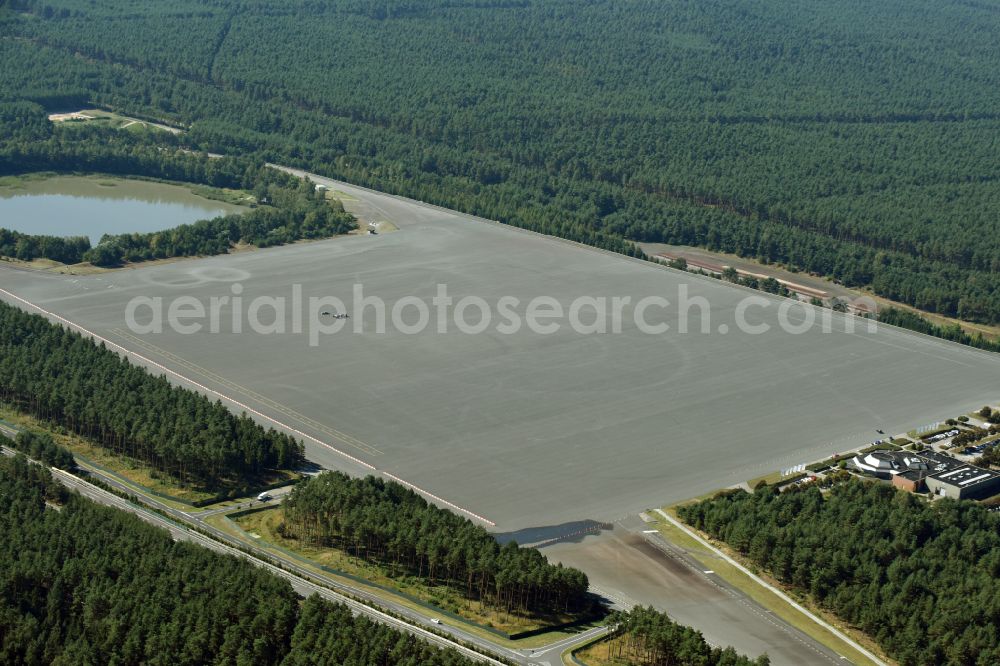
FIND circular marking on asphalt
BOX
[191,266,252,282]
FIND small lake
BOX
[0,176,248,244]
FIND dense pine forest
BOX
[0,301,304,487]
[281,471,592,616]
[592,607,768,666]
[2,0,999,320]
[0,228,89,265]
[0,125,355,265]
[678,481,1000,666]
[2,430,75,469]
[0,454,477,666]
[876,307,1000,354]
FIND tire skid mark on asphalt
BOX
[0,287,495,527]
[630,523,842,666]
[109,327,382,456]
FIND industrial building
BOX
[892,470,926,493]
[926,466,1000,500]
[852,449,1000,500]
[851,451,928,479]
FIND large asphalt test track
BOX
[3,169,999,664]
[4,172,997,531]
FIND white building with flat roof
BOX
[926,466,1000,500]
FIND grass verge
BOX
[0,404,296,509]
[0,172,61,188]
[572,635,632,666]
[654,506,888,666]
[231,506,587,636]
[207,510,600,650]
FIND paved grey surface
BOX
[2,173,1000,535]
[545,519,847,666]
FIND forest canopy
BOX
[0,454,477,666]
[597,606,769,666]
[281,471,593,617]
[678,481,1000,666]
[0,127,355,266]
[3,1,998,319]
[0,300,304,488]
[2,430,75,470]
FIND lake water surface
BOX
[0,176,247,244]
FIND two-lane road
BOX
[1,436,602,665]
[0,444,516,665]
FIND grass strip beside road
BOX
[232,507,543,635]
[209,510,595,651]
[654,507,889,666]
[0,405,298,511]
[0,405,216,505]
[35,460,510,665]
[747,470,806,489]
[565,630,617,666]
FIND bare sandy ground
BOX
[640,242,859,301]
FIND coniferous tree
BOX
[0,301,304,487]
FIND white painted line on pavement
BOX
[0,286,495,527]
[656,509,887,666]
